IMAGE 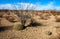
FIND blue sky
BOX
[0,0,60,10]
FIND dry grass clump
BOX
[13,22,24,30]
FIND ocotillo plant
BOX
[20,10,31,26]
[12,3,34,30]
[19,4,34,26]
[0,18,1,26]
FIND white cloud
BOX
[0,2,60,10]
[0,4,16,10]
[35,2,54,10]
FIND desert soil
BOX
[0,10,60,39]
[0,15,60,39]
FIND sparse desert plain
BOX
[0,10,60,39]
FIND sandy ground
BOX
[0,15,60,39]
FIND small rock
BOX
[45,31,52,35]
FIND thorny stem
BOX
[0,18,1,26]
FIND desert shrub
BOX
[20,12,31,26]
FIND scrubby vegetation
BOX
[13,22,24,30]
[0,10,60,39]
